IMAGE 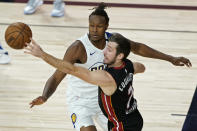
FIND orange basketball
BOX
[5,22,32,49]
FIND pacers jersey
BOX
[66,32,112,98]
[99,59,138,123]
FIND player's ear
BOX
[117,53,124,60]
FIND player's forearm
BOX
[131,42,173,63]
[41,51,75,74]
[40,51,93,86]
[42,76,58,100]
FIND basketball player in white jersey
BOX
[65,31,112,130]
[29,2,192,131]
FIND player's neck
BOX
[90,38,106,50]
[109,60,124,68]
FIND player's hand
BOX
[170,56,192,67]
[24,38,44,58]
[29,96,47,108]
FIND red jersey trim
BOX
[113,62,125,69]
[101,91,124,131]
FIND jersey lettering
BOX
[90,65,105,71]
[118,73,133,91]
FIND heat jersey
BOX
[66,32,112,98]
[99,59,138,126]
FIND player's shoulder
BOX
[125,59,134,73]
[125,59,132,64]
[67,40,85,52]
[62,40,87,63]
[64,40,86,58]
[125,59,133,66]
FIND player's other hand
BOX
[29,96,47,108]
[171,56,192,67]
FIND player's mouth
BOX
[92,35,99,38]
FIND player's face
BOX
[89,15,108,42]
[103,42,117,65]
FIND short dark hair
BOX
[89,2,109,24]
[108,33,131,60]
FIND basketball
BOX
[5,22,32,49]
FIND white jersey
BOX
[66,33,110,98]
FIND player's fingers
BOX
[181,57,192,67]
[30,100,39,106]
[25,42,29,46]
[29,101,34,108]
[31,38,37,46]
[24,51,33,55]
[24,51,29,54]
[183,61,190,67]
[188,61,192,67]
[24,45,32,50]
[29,99,36,105]
[25,43,32,49]
[24,48,33,55]
[30,38,34,43]
[30,104,34,108]
[28,43,34,49]
[185,60,192,67]
[24,48,30,52]
[24,43,33,49]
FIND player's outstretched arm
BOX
[129,40,192,67]
[25,39,75,74]
[24,39,116,95]
[112,33,191,67]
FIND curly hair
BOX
[89,2,109,24]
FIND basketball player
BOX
[27,3,192,131]
[25,33,145,131]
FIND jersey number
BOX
[90,65,104,71]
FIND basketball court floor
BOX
[0,1,197,131]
